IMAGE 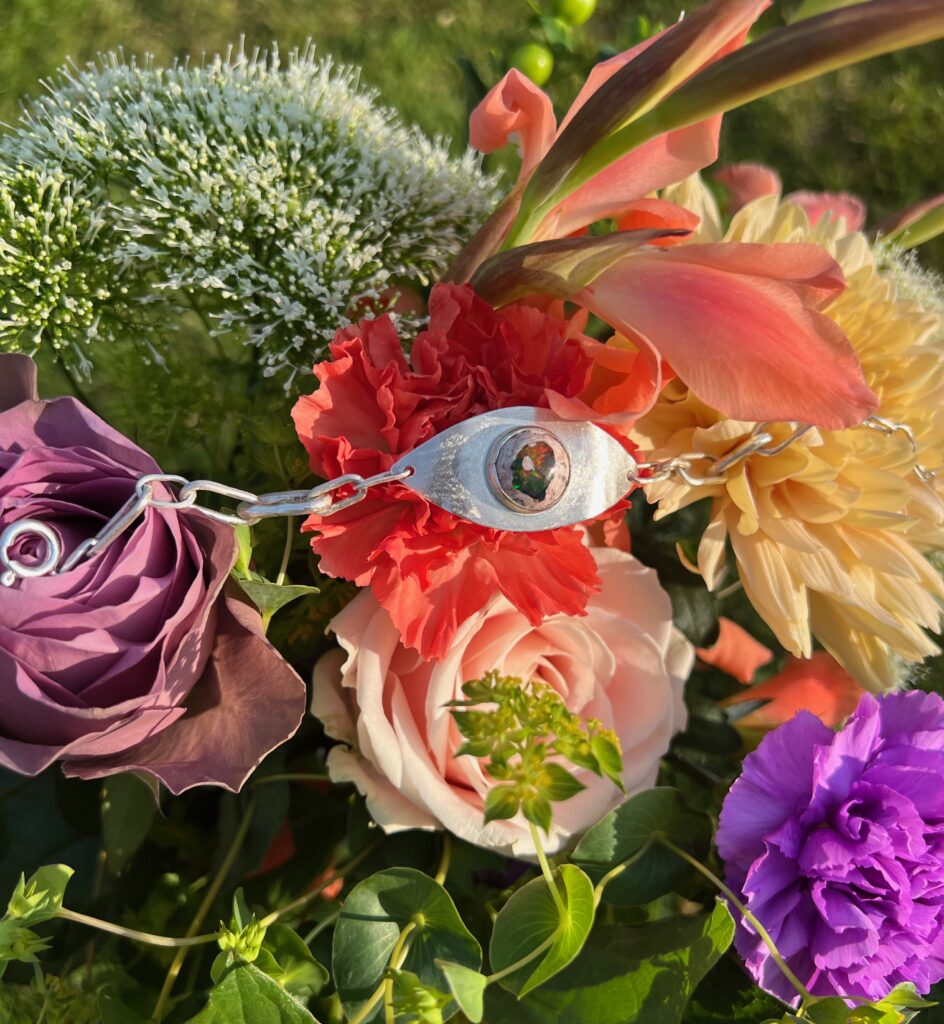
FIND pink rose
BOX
[312,547,692,857]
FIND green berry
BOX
[510,43,554,87]
[553,0,597,27]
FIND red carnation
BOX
[292,283,631,659]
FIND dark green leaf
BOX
[521,794,554,834]
[484,902,734,1024]
[490,864,596,998]
[99,990,152,1024]
[236,578,320,618]
[572,787,712,906]
[436,960,488,1023]
[683,951,787,1022]
[666,583,720,647]
[101,773,158,875]
[332,867,481,1024]
[183,963,319,1023]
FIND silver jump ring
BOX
[0,520,62,587]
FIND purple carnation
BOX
[717,690,944,1004]
[0,354,305,791]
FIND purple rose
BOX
[0,354,305,792]
[717,690,944,1004]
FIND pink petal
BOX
[469,69,557,178]
[580,243,877,429]
[614,198,701,246]
[714,162,783,212]
[786,190,867,233]
[66,586,307,793]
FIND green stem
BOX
[529,821,565,915]
[348,921,417,1024]
[275,515,294,588]
[303,908,341,945]
[657,837,812,1004]
[57,908,218,949]
[485,933,557,985]
[258,842,380,929]
[590,838,655,909]
[434,834,452,886]
[153,798,257,1020]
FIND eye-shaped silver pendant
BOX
[390,407,636,532]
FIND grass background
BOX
[1,0,942,269]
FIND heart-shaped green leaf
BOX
[490,864,595,998]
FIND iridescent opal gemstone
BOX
[511,441,556,501]
[488,427,570,513]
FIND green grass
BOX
[1,0,942,266]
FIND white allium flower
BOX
[0,44,497,381]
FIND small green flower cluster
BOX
[0,46,497,383]
[450,670,624,833]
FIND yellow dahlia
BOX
[632,176,944,690]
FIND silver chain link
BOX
[0,467,412,586]
[2,412,938,587]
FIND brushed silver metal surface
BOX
[391,406,636,532]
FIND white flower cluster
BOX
[0,45,497,382]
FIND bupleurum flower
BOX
[632,176,944,691]
[717,690,944,1004]
[0,45,496,383]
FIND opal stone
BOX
[488,426,571,513]
[511,441,556,501]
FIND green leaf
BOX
[101,773,158,875]
[485,902,734,1024]
[881,196,944,249]
[490,864,595,998]
[484,786,521,824]
[259,924,329,1000]
[332,867,481,1024]
[236,578,320,618]
[572,787,712,906]
[99,990,152,1024]
[790,0,869,21]
[575,0,944,208]
[6,864,73,925]
[521,794,554,834]
[184,963,319,1023]
[540,763,586,803]
[666,582,720,647]
[590,735,624,791]
[683,951,787,1022]
[436,960,488,1023]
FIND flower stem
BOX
[153,797,257,1020]
[529,821,565,915]
[591,838,655,909]
[275,515,294,588]
[657,837,812,1004]
[57,907,219,948]
[348,921,417,1024]
[434,834,452,885]
[485,933,557,985]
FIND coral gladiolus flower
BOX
[470,0,771,241]
[633,176,944,690]
[725,652,865,729]
[293,284,637,661]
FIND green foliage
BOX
[572,788,713,906]
[332,867,481,1023]
[484,901,736,1024]
[5,865,72,925]
[489,864,596,998]
[436,960,488,1022]
[101,774,158,875]
[184,963,319,1023]
[451,670,624,833]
